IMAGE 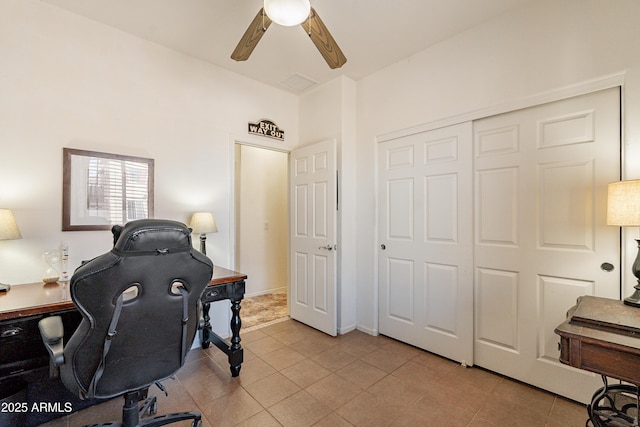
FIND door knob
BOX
[380,244,386,250]
[319,245,334,251]
[600,262,614,272]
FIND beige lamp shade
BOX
[189,212,218,234]
[0,209,21,240]
[607,180,640,226]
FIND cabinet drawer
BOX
[0,310,81,379]
[0,316,47,365]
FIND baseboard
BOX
[337,323,357,335]
[355,324,378,336]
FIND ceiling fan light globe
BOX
[264,0,310,26]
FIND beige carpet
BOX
[241,290,288,331]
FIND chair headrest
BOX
[111,219,193,254]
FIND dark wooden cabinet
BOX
[0,309,81,382]
[555,295,640,385]
[555,296,640,426]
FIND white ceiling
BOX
[40,0,534,93]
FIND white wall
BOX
[355,0,640,332]
[299,76,358,334]
[4,0,639,341]
[236,144,288,297]
[0,0,298,336]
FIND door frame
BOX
[374,72,627,336]
[229,135,345,336]
[229,134,291,287]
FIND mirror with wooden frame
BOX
[62,148,154,231]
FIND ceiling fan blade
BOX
[301,7,347,69]
[231,8,272,62]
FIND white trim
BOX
[337,323,357,335]
[371,134,381,338]
[356,325,378,336]
[228,134,237,270]
[376,72,626,143]
[231,132,292,153]
[228,133,292,271]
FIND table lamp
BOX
[0,209,22,290]
[607,179,640,307]
[189,212,218,255]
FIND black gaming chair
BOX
[38,219,213,427]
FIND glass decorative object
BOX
[42,249,61,284]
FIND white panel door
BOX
[473,87,620,403]
[378,122,473,365]
[290,139,337,336]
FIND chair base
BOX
[84,412,202,427]
[83,389,202,427]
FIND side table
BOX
[555,295,640,426]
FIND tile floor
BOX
[241,291,289,330]
[40,319,589,427]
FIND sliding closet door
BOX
[378,122,473,365]
[473,87,620,403]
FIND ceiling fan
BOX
[231,0,347,69]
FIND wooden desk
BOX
[200,267,247,377]
[555,296,640,426]
[0,266,246,380]
[0,282,73,321]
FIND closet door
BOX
[378,122,473,365]
[473,87,620,403]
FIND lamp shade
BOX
[607,180,640,226]
[0,209,21,240]
[189,212,218,234]
[264,0,310,26]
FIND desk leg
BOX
[228,298,243,377]
[587,376,639,427]
[200,301,211,349]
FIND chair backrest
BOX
[60,219,213,399]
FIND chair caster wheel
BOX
[192,419,202,427]
[142,399,158,417]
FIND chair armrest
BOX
[38,316,65,367]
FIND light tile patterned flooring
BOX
[41,319,588,426]
[241,290,289,331]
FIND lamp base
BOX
[200,234,207,255]
[628,239,640,308]
[624,283,640,308]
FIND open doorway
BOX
[234,143,289,329]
